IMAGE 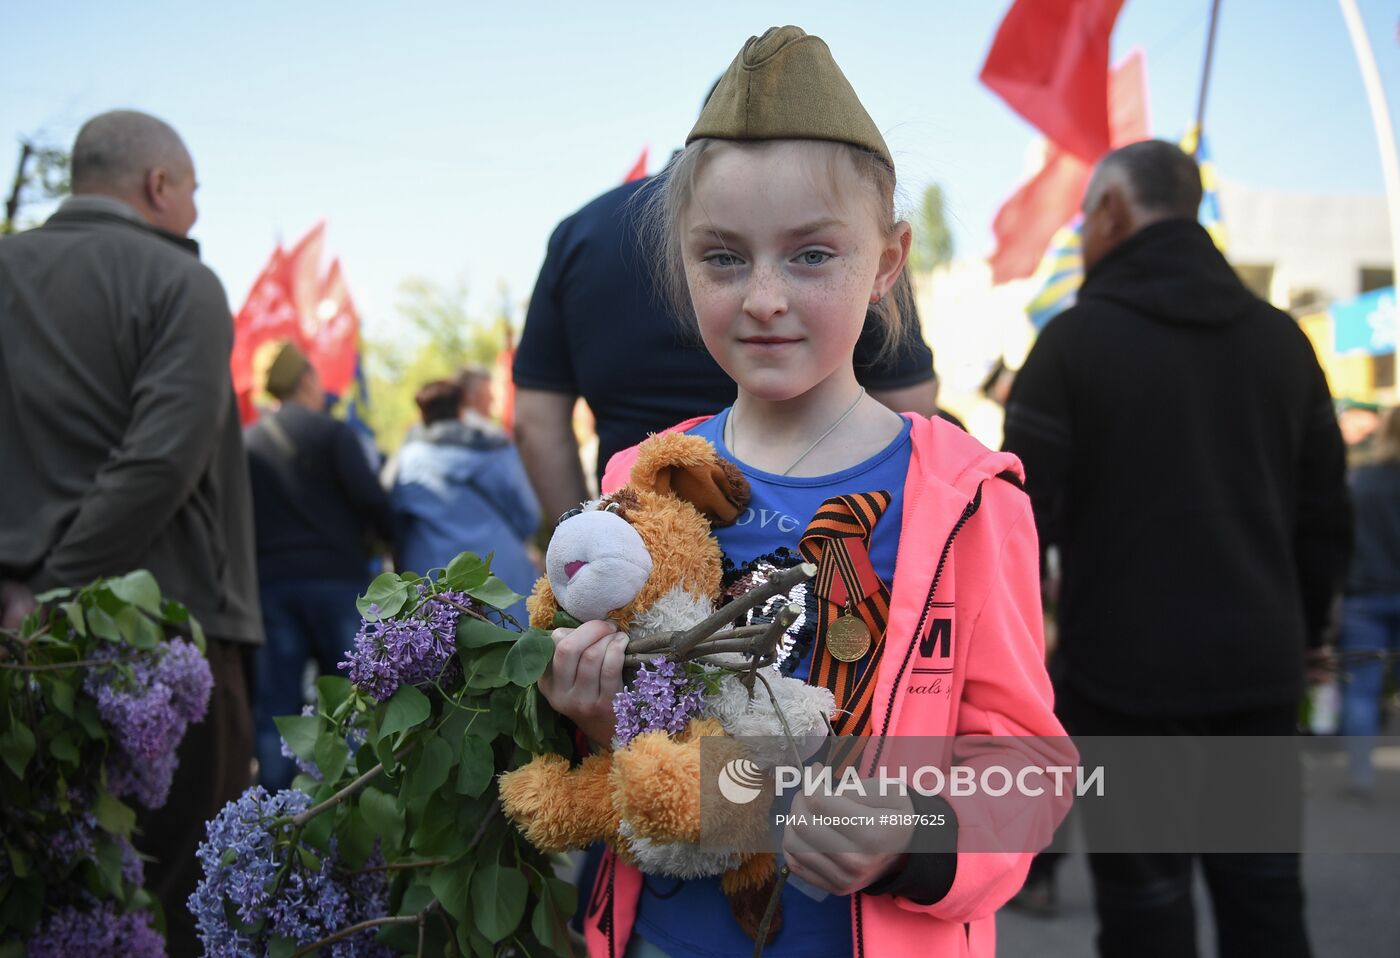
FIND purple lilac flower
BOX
[190,788,393,958]
[119,836,145,887]
[26,902,165,958]
[340,588,470,701]
[156,639,213,724]
[83,638,213,809]
[48,809,98,867]
[612,657,707,747]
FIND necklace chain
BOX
[726,387,867,475]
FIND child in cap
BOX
[539,26,1067,957]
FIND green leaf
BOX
[94,839,124,896]
[551,610,583,629]
[59,601,86,637]
[0,721,35,778]
[86,607,121,642]
[266,936,298,958]
[357,573,412,619]
[429,857,475,924]
[94,792,136,838]
[470,861,528,942]
[47,678,75,718]
[0,940,25,958]
[114,606,161,649]
[457,616,518,649]
[188,613,207,652]
[358,786,404,850]
[466,575,524,612]
[414,733,453,795]
[107,570,163,615]
[274,714,321,763]
[336,805,374,867]
[377,684,431,749]
[315,728,349,784]
[74,699,105,739]
[297,845,322,872]
[444,552,490,592]
[456,734,494,798]
[503,629,554,687]
[0,872,41,931]
[532,877,580,955]
[48,731,80,764]
[316,675,354,715]
[462,645,511,690]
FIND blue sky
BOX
[5,1,1399,339]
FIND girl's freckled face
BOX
[681,142,891,403]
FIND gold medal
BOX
[826,605,871,662]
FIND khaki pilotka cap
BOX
[265,340,311,398]
[687,25,893,169]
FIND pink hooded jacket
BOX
[585,414,1069,958]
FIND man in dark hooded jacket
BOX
[1003,140,1351,958]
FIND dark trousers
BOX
[1056,682,1311,958]
[137,639,254,958]
[253,578,364,789]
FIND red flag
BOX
[310,258,359,397]
[980,0,1126,162]
[623,146,649,184]
[230,246,298,422]
[987,51,1149,284]
[230,221,360,421]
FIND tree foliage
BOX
[359,278,511,453]
[908,183,954,274]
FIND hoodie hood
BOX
[1081,218,1252,328]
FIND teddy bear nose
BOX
[564,560,587,581]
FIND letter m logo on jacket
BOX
[920,617,953,659]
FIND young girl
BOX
[538,26,1065,958]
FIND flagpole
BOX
[1192,0,1223,157]
[1338,0,1400,293]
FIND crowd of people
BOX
[0,22,1395,958]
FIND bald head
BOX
[1081,139,1203,270]
[70,110,199,236]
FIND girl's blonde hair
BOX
[639,137,913,366]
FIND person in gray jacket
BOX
[0,110,260,956]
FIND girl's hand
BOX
[782,780,916,896]
[537,619,628,747]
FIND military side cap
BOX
[265,340,311,399]
[688,25,892,168]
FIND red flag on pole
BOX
[986,49,1149,284]
[980,0,1126,163]
[623,146,649,184]
[230,221,360,422]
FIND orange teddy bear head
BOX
[526,433,750,632]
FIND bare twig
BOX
[672,564,814,659]
[0,657,113,673]
[751,865,790,958]
[430,594,495,626]
[290,742,417,827]
[625,624,771,656]
[290,901,441,958]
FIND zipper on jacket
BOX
[854,485,984,958]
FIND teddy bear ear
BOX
[630,434,751,526]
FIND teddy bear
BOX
[498,432,834,903]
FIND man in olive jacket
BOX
[1003,140,1351,958]
[0,110,260,957]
